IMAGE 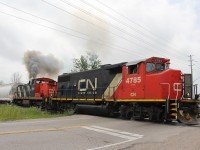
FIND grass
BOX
[0,104,74,121]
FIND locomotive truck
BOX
[13,56,200,125]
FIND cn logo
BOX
[78,78,97,91]
[173,83,182,92]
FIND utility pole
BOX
[189,55,193,83]
[188,55,194,98]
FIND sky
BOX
[0,0,200,89]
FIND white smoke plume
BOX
[23,50,63,79]
[71,12,111,55]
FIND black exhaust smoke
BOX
[23,50,63,79]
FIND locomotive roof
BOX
[62,62,126,75]
[126,59,146,66]
[102,62,127,70]
[61,57,169,76]
[34,77,56,82]
[126,57,170,66]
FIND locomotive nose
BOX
[178,106,200,125]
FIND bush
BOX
[0,104,73,121]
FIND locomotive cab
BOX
[119,57,182,100]
[144,57,183,100]
[33,78,57,97]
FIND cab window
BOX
[128,65,138,74]
[146,63,155,72]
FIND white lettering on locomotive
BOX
[126,77,141,84]
[78,78,97,91]
[130,92,137,96]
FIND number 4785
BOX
[126,77,141,84]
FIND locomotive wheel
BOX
[132,105,144,120]
[119,105,132,119]
[105,103,119,118]
[107,107,119,117]
[125,107,133,119]
[149,106,156,121]
[107,108,115,117]
[149,106,164,122]
[119,105,127,119]
[66,103,77,113]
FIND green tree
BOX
[72,52,101,72]
[73,55,89,72]
[88,52,101,69]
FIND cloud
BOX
[0,25,24,61]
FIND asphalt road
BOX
[0,114,200,150]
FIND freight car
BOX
[13,57,200,125]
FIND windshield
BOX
[146,63,155,72]
[146,63,169,73]
[156,64,164,71]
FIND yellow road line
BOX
[0,125,82,135]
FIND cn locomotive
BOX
[13,57,200,125]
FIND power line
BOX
[78,0,173,50]
[60,0,164,50]
[0,9,145,58]
[41,0,157,52]
[81,0,164,44]
[57,0,185,63]
[94,0,190,56]
[0,10,86,40]
[0,1,190,66]
[57,0,188,65]
[95,0,153,33]
[0,1,88,38]
[195,66,200,70]
[0,1,149,57]
[80,0,185,55]
[62,0,162,49]
[94,0,166,40]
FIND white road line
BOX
[83,126,143,150]
[91,125,143,138]
[83,126,138,140]
[87,139,133,150]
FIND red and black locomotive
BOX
[13,78,57,106]
[13,57,200,125]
